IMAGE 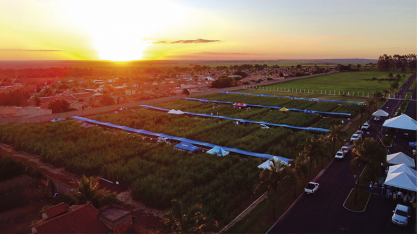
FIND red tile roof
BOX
[41,203,70,219]
[34,204,110,234]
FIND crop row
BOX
[0,122,260,226]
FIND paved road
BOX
[269,151,415,233]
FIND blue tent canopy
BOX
[207,146,229,156]
[200,98,208,103]
[409,142,417,147]
[304,109,315,114]
[174,142,200,152]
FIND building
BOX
[30,203,133,234]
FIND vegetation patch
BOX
[344,188,371,212]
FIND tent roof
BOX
[384,172,417,192]
[258,156,288,169]
[279,107,289,112]
[387,152,415,168]
[382,114,417,130]
[168,109,185,115]
[233,102,247,107]
[372,109,389,117]
[387,163,417,179]
[207,146,229,156]
[174,142,200,152]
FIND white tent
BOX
[372,109,389,117]
[168,109,185,115]
[207,146,229,156]
[387,152,415,168]
[382,114,417,131]
[387,164,417,179]
[258,157,283,170]
[384,172,417,192]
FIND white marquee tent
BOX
[387,152,415,168]
[168,109,185,115]
[384,164,417,192]
[258,157,286,170]
[372,109,389,117]
[382,114,417,131]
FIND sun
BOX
[63,0,185,61]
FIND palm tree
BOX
[328,125,347,160]
[358,104,370,127]
[302,137,322,181]
[70,175,104,208]
[163,199,209,234]
[286,155,308,198]
[350,138,386,204]
[367,99,377,113]
[257,158,288,219]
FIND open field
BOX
[260,71,411,95]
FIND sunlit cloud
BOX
[154,39,222,44]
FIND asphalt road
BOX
[269,151,415,233]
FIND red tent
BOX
[233,102,247,107]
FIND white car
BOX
[51,117,66,122]
[361,122,370,130]
[341,143,351,153]
[355,130,363,136]
[335,150,345,160]
[304,182,319,194]
[260,124,269,129]
[350,134,361,142]
[374,116,381,121]
[392,204,411,226]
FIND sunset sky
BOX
[0,0,415,61]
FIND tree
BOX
[302,137,323,180]
[286,155,308,198]
[367,99,377,113]
[256,158,288,219]
[328,125,347,161]
[70,175,104,208]
[182,89,190,95]
[163,199,212,233]
[100,94,115,106]
[395,74,401,81]
[350,138,385,204]
[358,104,369,127]
[48,98,73,113]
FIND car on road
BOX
[260,124,269,129]
[304,182,319,194]
[341,143,351,153]
[392,204,411,226]
[374,116,381,121]
[335,150,345,160]
[361,122,370,130]
[350,134,361,142]
[355,130,363,136]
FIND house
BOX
[30,203,133,234]
[71,92,93,104]
[125,89,136,96]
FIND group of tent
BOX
[174,142,229,156]
[384,152,416,192]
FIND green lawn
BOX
[260,71,411,96]
[344,188,371,212]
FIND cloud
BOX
[154,39,222,44]
[195,52,261,56]
[0,49,63,52]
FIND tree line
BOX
[377,54,416,72]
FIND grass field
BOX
[259,71,411,96]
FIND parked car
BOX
[361,122,370,130]
[260,124,269,129]
[335,150,345,160]
[51,117,66,122]
[355,130,363,136]
[374,116,381,121]
[350,134,361,142]
[341,143,351,153]
[304,182,319,194]
[392,204,411,226]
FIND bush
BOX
[99,193,121,207]
[0,156,42,181]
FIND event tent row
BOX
[382,114,417,131]
[71,116,292,163]
[139,105,330,133]
[384,163,417,192]
[184,97,351,117]
[219,91,365,104]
